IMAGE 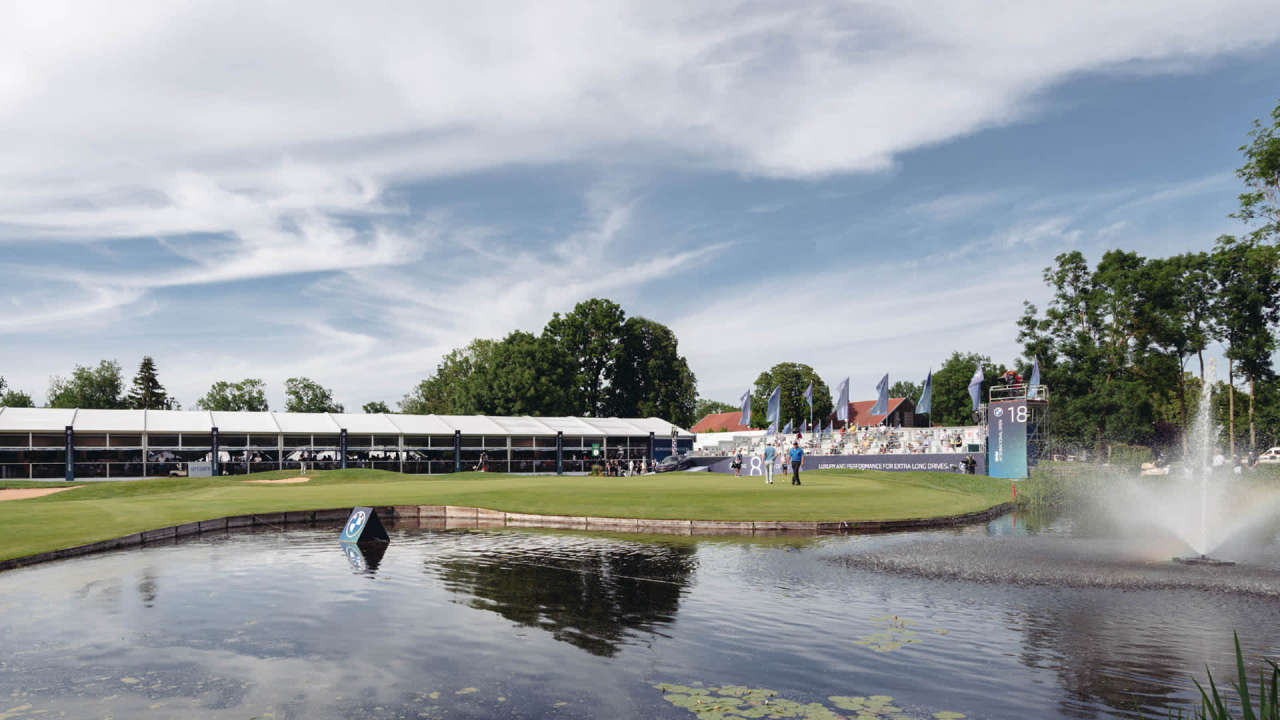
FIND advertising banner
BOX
[987,399,1028,479]
[701,453,985,476]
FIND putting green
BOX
[0,468,1011,563]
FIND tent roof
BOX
[0,408,692,437]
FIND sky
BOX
[3,1,1280,412]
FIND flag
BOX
[767,386,781,426]
[803,381,813,414]
[766,421,777,436]
[1030,357,1040,387]
[783,420,792,435]
[835,378,850,422]
[968,365,985,411]
[738,389,752,428]
[870,374,889,416]
[917,370,933,414]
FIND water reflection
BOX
[433,537,695,657]
[340,542,387,575]
[2,522,1280,719]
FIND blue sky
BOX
[2,2,1280,411]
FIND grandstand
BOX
[695,424,984,458]
[0,408,693,480]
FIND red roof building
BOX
[690,411,751,433]
[845,397,922,427]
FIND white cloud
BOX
[2,1,1276,406]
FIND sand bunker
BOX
[243,477,311,485]
[0,487,79,502]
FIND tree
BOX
[542,298,627,417]
[401,299,696,423]
[928,352,1006,427]
[1210,236,1280,454]
[1233,97,1280,244]
[0,377,34,408]
[284,377,344,413]
[610,316,697,426]
[362,401,390,414]
[47,360,125,409]
[1018,251,1168,454]
[888,380,923,405]
[196,379,269,411]
[693,398,738,422]
[747,363,832,430]
[467,331,578,416]
[125,356,173,410]
[399,340,494,415]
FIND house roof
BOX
[847,398,911,427]
[691,411,750,433]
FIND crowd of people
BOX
[704,424,981,461]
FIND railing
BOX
[989,383,1048,402]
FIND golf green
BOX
[0,468,1012,563]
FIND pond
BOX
[1,511,1279,719]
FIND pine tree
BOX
[126,356,171,410]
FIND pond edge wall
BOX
[0,502,1015,573]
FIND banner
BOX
[702,453,986,476]
[739,389,752,428]
[836,378,850,422]
[766,421,777,436]
[767,386,781,426]
[870,374,889,416]
[968,365,984,411]
[782,420,792,435]
[917,370,932,415]
[803,381,813,416]
[1029,357,1040,387]
[987,399,1028,479]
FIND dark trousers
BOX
[791,461,802,485]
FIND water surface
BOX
[1,513,1279,719]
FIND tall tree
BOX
[610,316,697,426]
[284,377,344,413]
[467,331,578,416]
[125,356,173,409]
[542,298,627,417]
[747,363,832,430]
[1233,97,1280,245]
[196,379,269,411]
[927,352,1006,427]
[47,360,125,409]
[1210,236,1280,454]
[1018,251,1163,455]
[362,401,390,414]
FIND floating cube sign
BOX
[339,506,389,544]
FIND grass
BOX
[1189,633,1279,720]
[0,468,1012,562]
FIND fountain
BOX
[1087,356,1280,566]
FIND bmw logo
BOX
[993,407,1003,417]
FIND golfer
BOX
[789,441,805,485]
[761,443,775,484]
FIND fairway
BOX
[0,469,1011,563]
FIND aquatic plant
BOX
[653,683,964,720]
[1189,633,1279,720]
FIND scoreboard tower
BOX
[985,383,1049,479]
